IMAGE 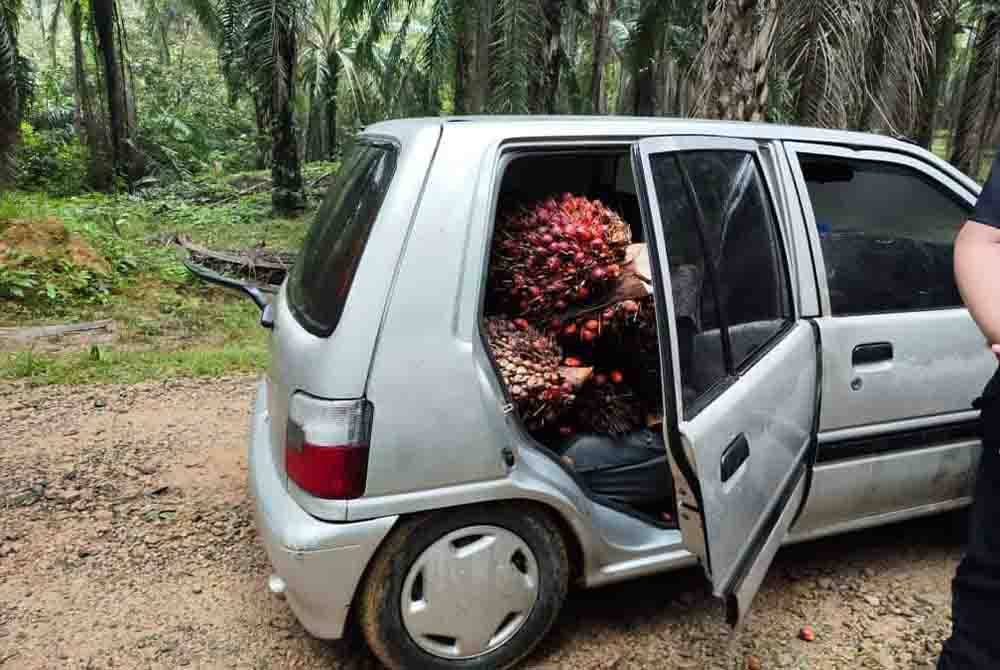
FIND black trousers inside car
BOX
[939,372,1000,669]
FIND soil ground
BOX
[0,377,967,669]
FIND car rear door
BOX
[783,143,994,466]
[632,136,819,625]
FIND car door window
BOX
[649,151,793,414]
[798,156,971,316]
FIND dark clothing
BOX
[938,375,1000,669]
[973,155,1000,229]
[939,156,1000,669]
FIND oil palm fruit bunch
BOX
[488,193,632,322]
[596,296,662,414]
[486,317,575,431]
[557,298,644,346]
[572,371,642,436]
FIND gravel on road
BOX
[0,377,968,669]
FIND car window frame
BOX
[782,141,977,319]
[635,138,799,421]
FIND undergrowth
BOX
[0,162,336,385]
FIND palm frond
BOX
[421,0,451,89]
[952,9,1000,174]
[775,0,865,128]
[47,0,64,61]
[490,0,542,113]
[854,0,932,133]
[178,0,223,43]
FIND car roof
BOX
[362,116,980,195]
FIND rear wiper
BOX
[183,259,276,329]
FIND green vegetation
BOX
[0,162,333,385]
[2,0,1000,385]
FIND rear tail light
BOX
[286,394,373,499]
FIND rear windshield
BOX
[287,141,398,336]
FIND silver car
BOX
[245,117,995,669]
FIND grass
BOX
[1,343,268,385]
[0,163,336,385]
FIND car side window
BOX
[798,156,971,316]
[649,151,793,414]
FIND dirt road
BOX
[0,378,966,669]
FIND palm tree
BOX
[951,3,1000,176]
[245,0,306,211]
[915,0,962,147]
[589,0,615,113]
[1,0,24,184]
[529,0,565,113]
[689,0,778,122]
[300,0,359,160]
[91,0,136,184]
[851,0,931,134]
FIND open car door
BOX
[631,136,819,626]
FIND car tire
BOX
[357,503,570,670]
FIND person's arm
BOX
[955,220,1000,353]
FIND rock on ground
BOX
[0,377,967,669]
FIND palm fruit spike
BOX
[573,374,643,436]
[485,317,575,431]
[488,193,632,322]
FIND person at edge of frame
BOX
[938,153,1000,669]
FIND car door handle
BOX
[853,342,894,366]
[721,434,750,483]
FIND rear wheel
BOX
[357,504,569,670]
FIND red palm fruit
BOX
[591,267,607,281]
[585,319,600,331]
[514,318,530,330]
[595,373,608,386]
[564,356,583,367]
[603,308,616,320]
[564,323,579,337]
[610,370,624,384]
[577,286,590,300]
[581,329,597,343]
[529,286,542,297]
[622,300,640,313]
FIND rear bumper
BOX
[248,380,397,639]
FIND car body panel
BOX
[248,380,398,638]
[251,116,991,641]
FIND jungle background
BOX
[1,0,999,384]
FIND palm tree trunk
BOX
[454,2,470,114]
[0,10,19,184]
[253,93,268,170]
[691,0,775,121]
[530,0,563,113]
[271,18,304,213]
[589,0,614,114]
[469,0,494,113]
[91,0,132,186]
[916,7,958,148]
[324,50,339,160]
[69,1,110,189]
[951,11,1000,177]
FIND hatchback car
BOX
[233,117,995,670]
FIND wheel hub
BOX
[400,524,540,660]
